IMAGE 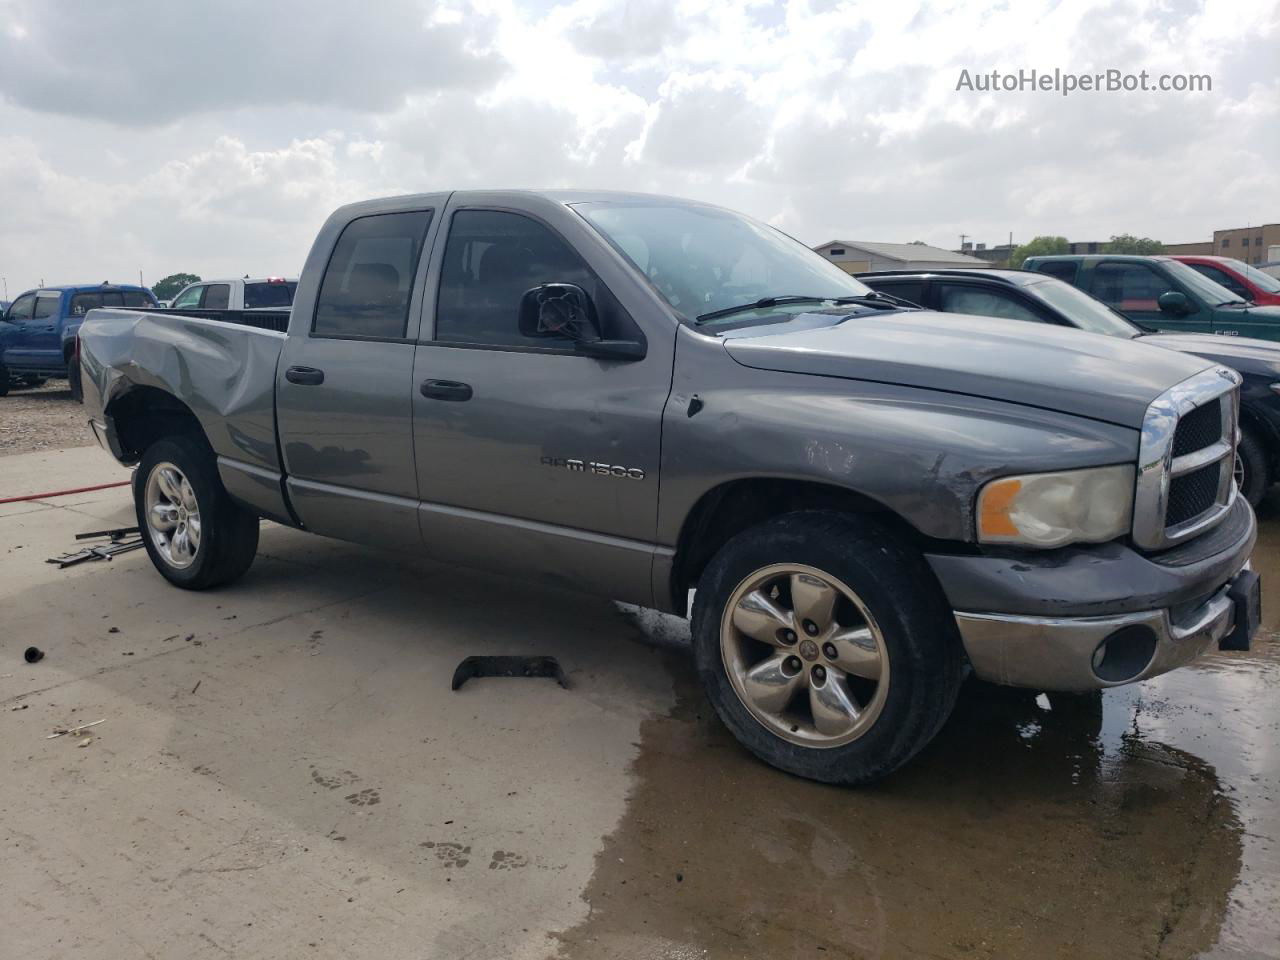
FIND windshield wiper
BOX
[695,295,827,323]
[831,292,917,310]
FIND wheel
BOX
[0,365,9,398]
[21,376,47,387]
[691,511,964,785]
[1235,424,1271,509]
[134,435,259,589]
[67,353,83,403]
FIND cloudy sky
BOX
[0,0,1276,295]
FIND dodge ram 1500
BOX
[77,190,1260,784]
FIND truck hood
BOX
[721,310,1214,429]
[1136,332,1280,379]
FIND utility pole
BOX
[139,269,144,288]
[959,233,969,250]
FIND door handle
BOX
[420,379,473,401]
[285,365,325,386]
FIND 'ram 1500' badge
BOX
[541,456,645,480]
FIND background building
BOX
[814,240,988,273]
[1215,224,1280,265]
[1163,240,1215,255]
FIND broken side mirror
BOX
[518,283,645,361]
[1157,290,1192,315]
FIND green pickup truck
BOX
[1024,254,1280,341]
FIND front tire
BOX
[691,511,964,785]
[0,365,9,398]
[134,436,259,589]
[1235,424,1271,509]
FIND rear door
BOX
[5,291,63,368]
[408,196,670,606]
[1088,261,1210,333]
[275,203,441,550]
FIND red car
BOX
[1170,255,1280,306]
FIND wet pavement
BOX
[560,495,1280,960]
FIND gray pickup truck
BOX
[77,191,1260,784]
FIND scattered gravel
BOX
[0,380,96,457]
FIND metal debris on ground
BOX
[451,655,571,691]
[47,719,106,740]
[47,526,144,568]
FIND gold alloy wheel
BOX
[720,563,891,748]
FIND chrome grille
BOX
[1133,367,1240,551]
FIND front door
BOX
[3,291,62,369]
[1089,261,1210,333]
[275,206,440,551]
[410,201,669,606]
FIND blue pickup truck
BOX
[0,283,157,399]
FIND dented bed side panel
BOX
[79,309,287,516]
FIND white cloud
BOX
[0,0,1276,295]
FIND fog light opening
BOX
[1091,626,1159,683]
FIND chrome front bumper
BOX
[955,578,1239,692]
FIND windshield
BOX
[1024,277,1141,337]
[1219,257,1280,294]
[574,201,872,322]
[1163,258,1246,305]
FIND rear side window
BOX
[435,210,597,348]
[1035,261,1078,283]
[244,281,296,309]
[34,294,60,319]
[203,284,230,310]
[314,211,433,339]
[71,292,102,314]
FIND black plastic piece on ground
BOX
[24,646,44,664]
[1222,568,1261,652]
[75,526,141,541]
[450,655,570,691]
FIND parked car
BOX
[1168,255,1280,306]
[860,268,1280,507]
[1023,254,1280,340]
[77,190,1259,785]
[169,276,297,311]
[0,283,157,399]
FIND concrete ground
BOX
[2,446,1278,960]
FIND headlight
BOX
[977,464,1135,548]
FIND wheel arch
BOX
[105,385,212,464]
[666,477,935,616]
[1239,401,1280,477]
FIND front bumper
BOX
[927,496,1257,691]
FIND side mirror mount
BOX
[1157,290,1192,315]
[518,283,645,361]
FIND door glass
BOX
[202,284,230,310]
[172,286,203,309]
[71,292,103,315]
[1035,261,1078,283]
[33,295,60,320]
[937,284,1044,322]
[1091,263,1173,312]
[314,211,432,338]
[123,290,153,308]
[1187,263,1251,300]
[7,294,36,321]
[868,280,925,306]
[435,210,597,348]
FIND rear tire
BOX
[1236,424,1271,509]
[0,365,9,398]
[134,436,259,590]
[67,353,83,403]
[691,511,964,785]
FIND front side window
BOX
[576,200,871,322]
[1091,262,1178,311]
[435,210,597,348]
[866,280,925,306]
[172,285,203,309]
[937,284,1044,323]
[203,284,230,310]
[6,293,36,321]
[1163,259,1246,305]
[33,294,60,320]
[314,210,432,339]
[1186,263,1250,299]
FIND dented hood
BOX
[721,310,1214,429]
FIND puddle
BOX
[555,515,1280,959]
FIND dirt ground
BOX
[0,380,94,456]
[2,448,1278,960]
